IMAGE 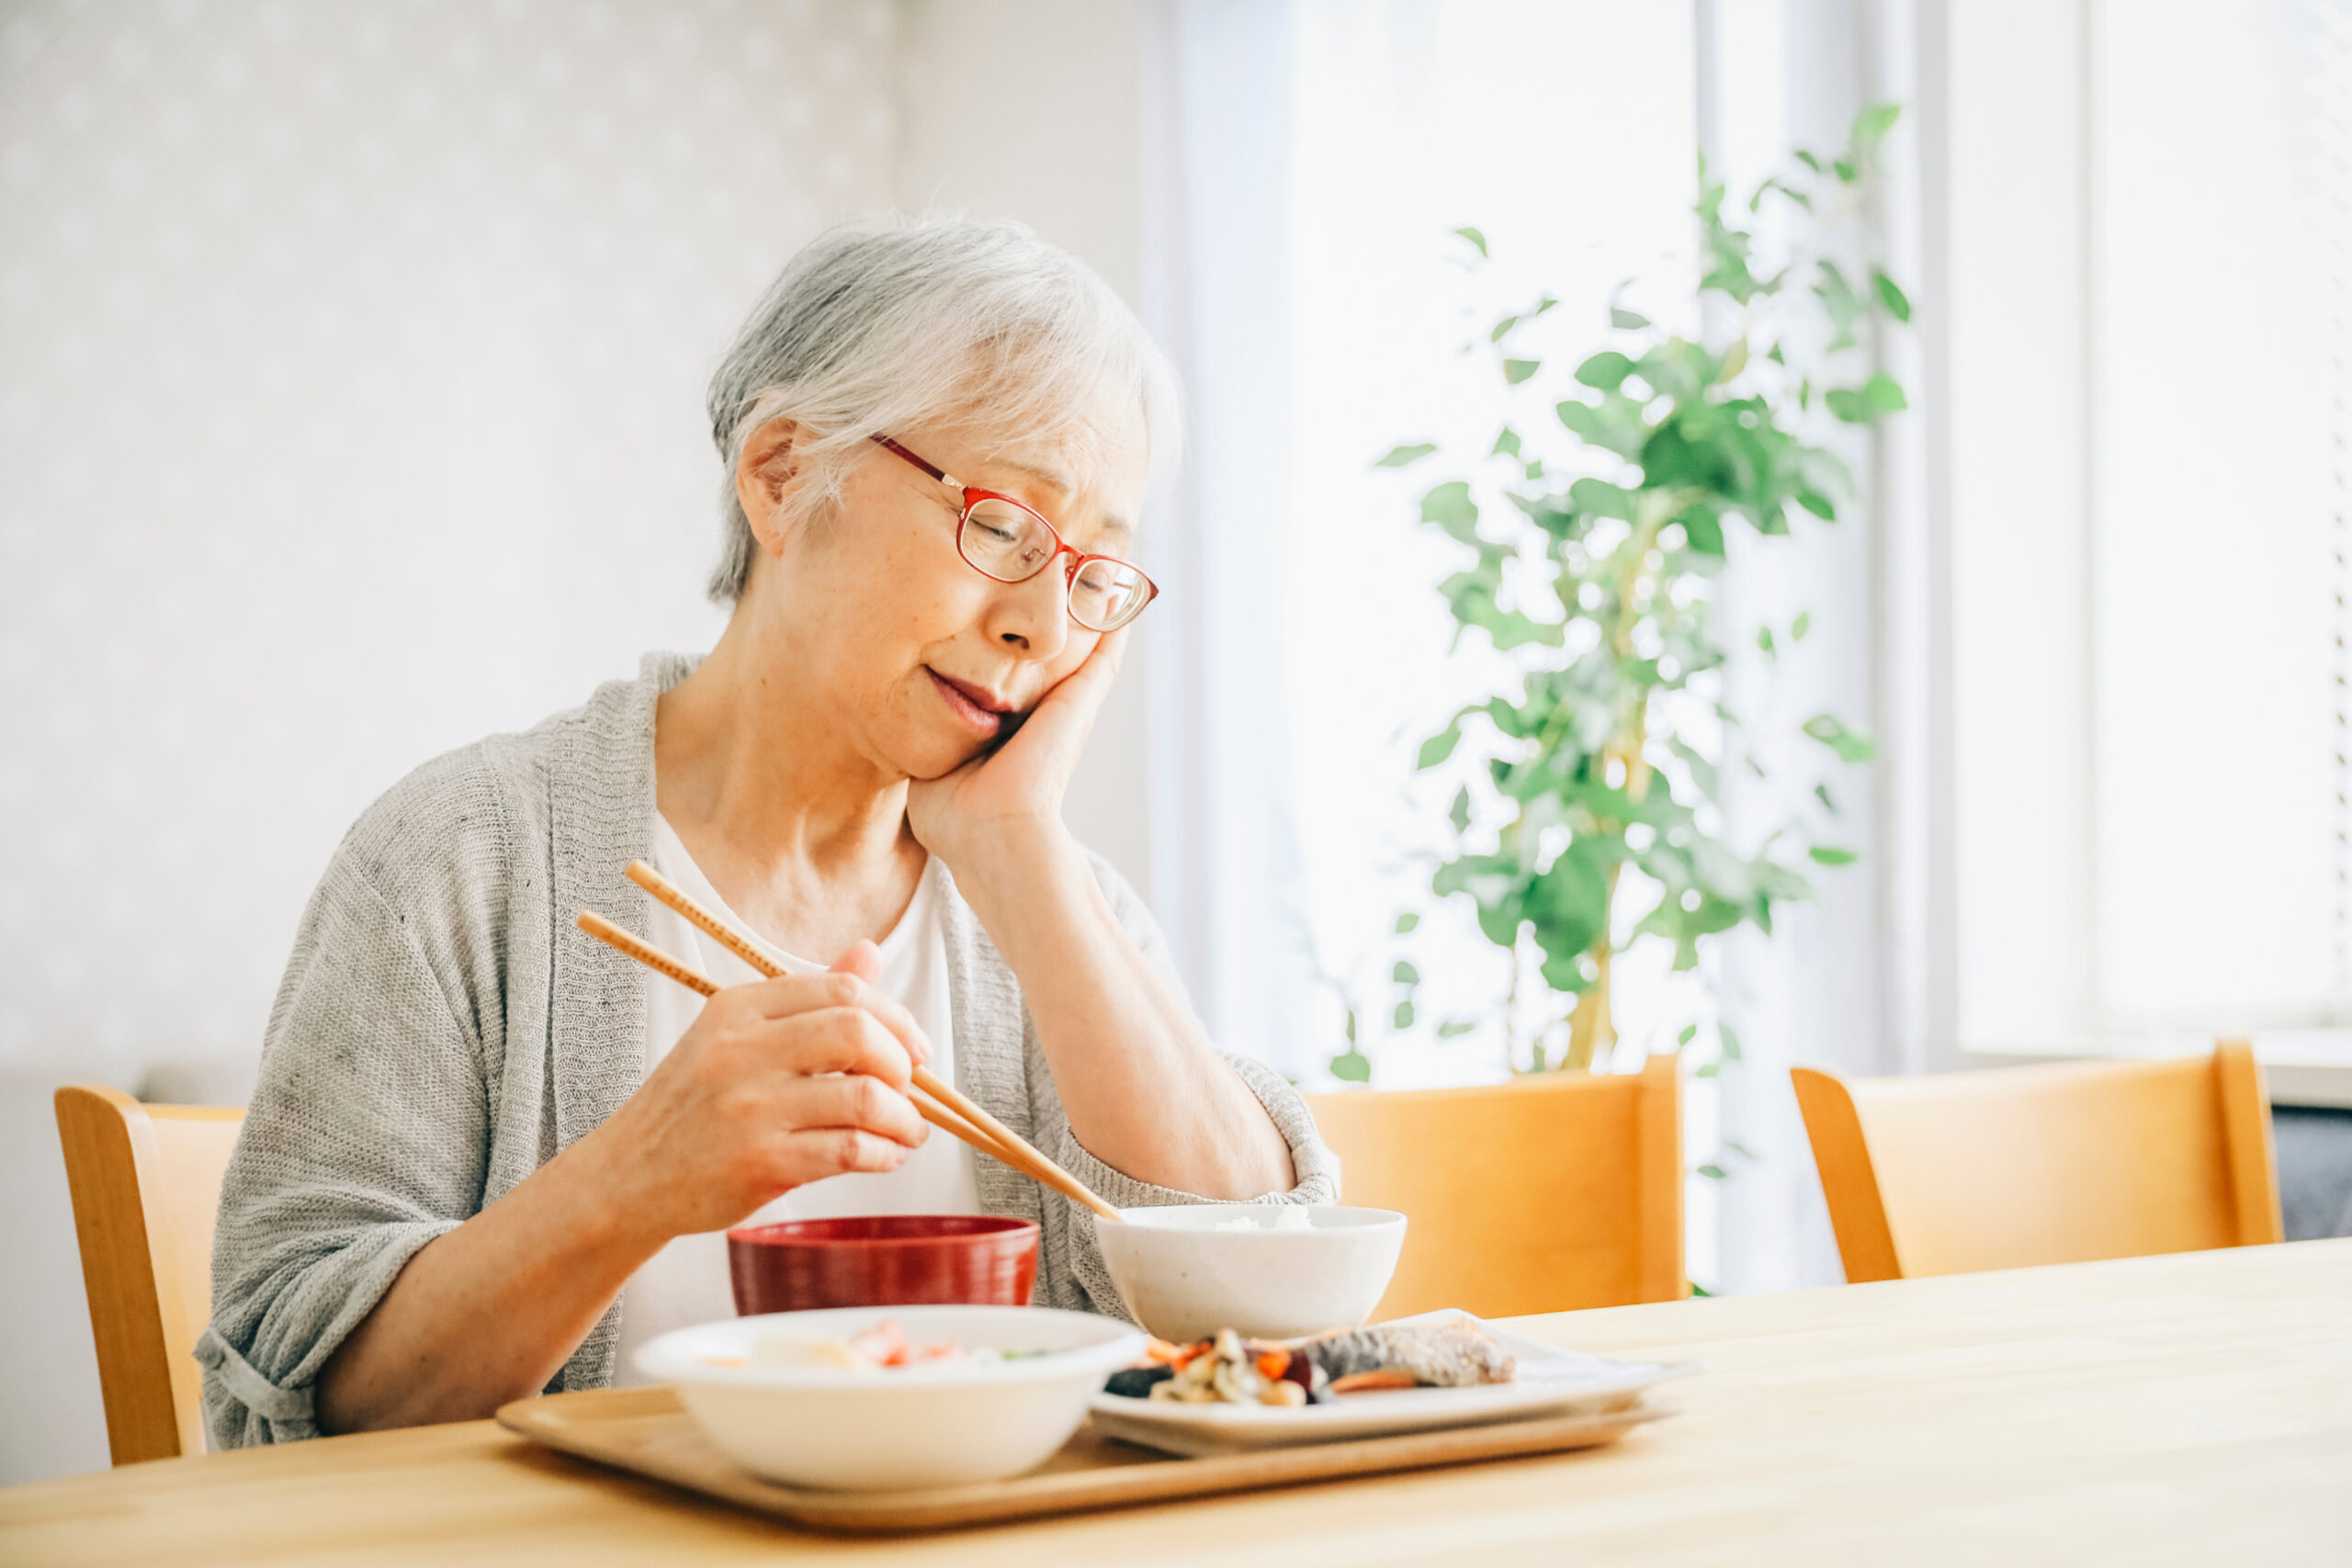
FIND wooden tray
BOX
[497,1385,1672,1534]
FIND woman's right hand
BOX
[582,960,932,1239]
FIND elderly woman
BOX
[199,217,1337,1447]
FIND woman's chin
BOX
[897,728,993,783]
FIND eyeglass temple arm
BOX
[869,434,962,491]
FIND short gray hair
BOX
[704,215,1183,604]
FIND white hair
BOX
[703,214,1184,604]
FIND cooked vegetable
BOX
[1103,1365,1175,1399]
[1102,1318,1518,1404]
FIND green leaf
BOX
[1419,480,1480,542]
[1556,393,1651,460]
[1824,387,1871,423]
[1574,351,1636,390]
[1697,1162,1728,1180]
[1453,225,1489,258]
[1679,504,1726,557]
[1677,1023,1699,1046]
[1670,737,1720,798]
[1815,259,1862,348]
[1718,1022,1742,1060]
[1489,313,1519,343]
[1715,337,1749,383]
[1527,838,1614,968]
[1808,845,1860,866]
[1635,340,1715,400]
[1329,1047,1371,1083]
[1832,156,1858,183]
[1448,784,1471,833]
[1394,911,1420,934]
[1872,269,1912,321]
[1802,713,1879,763]
[1418,719,1463,771]
[1502,357,1541,386]
[1610,306,1651,330]
[1392,960,1420,986]
[1861,372,1907,412]
[1792,611,1812,642]
[1392,998,1416,1030]
[1815,782,1837,815]
[1695,1060,1721,1077]
[1491,426,1521,459]
[1376,442,1439,468]
[1851,102,1901,157]
[1567,476,1638,522]
[1436,1019,1477,1040]
[1757,626,1777,657]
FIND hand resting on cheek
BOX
[906,628,1125,871]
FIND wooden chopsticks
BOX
[577,866,1123,1223]
[573,911,1018,1171]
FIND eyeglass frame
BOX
[868,434,1160,633]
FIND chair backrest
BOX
[1791,1041,2283,1284]
[1306,1052,1684,1319]
[54,1085,244,1465]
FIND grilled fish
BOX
[1297,1320,1515,1387]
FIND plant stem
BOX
[1566,492,1676,1069]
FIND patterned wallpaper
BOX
[0,0,898,1088]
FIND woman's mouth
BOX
[925,668,1008,736]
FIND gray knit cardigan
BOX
[198,653,1339,1449]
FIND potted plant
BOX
[1362,105,1909,1080]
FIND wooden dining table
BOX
[8,1238,2349,1566]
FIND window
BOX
[1279,0,1702,1085]
[2092,0,2350,1029]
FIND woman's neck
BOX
[651,614,924,960]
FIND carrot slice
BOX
[1329,1371,1422,1394]
[1255,1350,1291,1381]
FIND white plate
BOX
[1087,1310,1702,1457]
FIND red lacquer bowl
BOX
[726,1214,1041,1315]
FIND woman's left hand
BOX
[906,628,1125,872]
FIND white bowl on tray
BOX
[634,1304,1146,1492]
[1094,1204,1408,1342]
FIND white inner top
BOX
[611,814,978,1383]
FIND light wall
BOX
[0,0,1154,1484]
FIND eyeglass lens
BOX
[960,499,1151,632]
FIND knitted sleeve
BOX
[198,750,511,1448]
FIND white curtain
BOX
[1139,0,1317,1077]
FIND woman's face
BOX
[738,418,1148,781]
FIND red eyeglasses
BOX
[870,435,1160,633]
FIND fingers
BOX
[775,1070,929,1151]
[1033,626,1126,721]
[831,939,883,985]
[729,971,932,1069]
[768,1126,921,1184]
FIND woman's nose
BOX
[989,563,1071,659]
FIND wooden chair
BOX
[1306,1052,1684,1319]
[1792,1042,2283,1284]
[54,1086,244,1465]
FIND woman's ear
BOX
[735,417,807,555]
